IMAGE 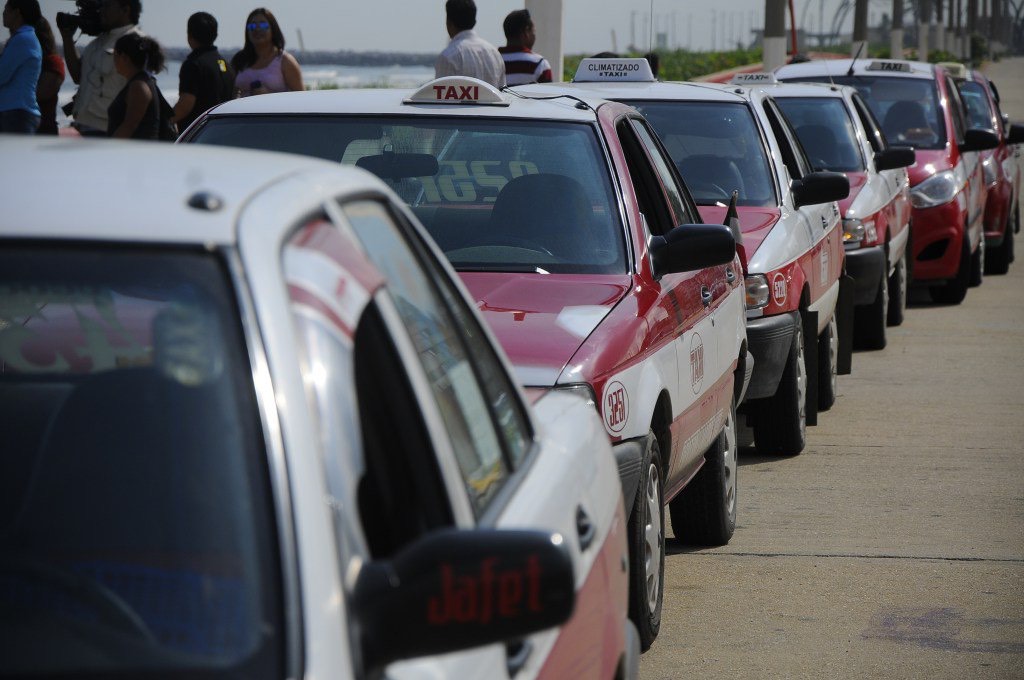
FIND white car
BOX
[0,138,638,680]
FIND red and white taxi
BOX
[0,138,638,679]
[183,75,750,651]
[776,59,1000,304]
[772,80,916,350]
[543,60,851,456]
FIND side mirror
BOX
[651,223,735,277]
[874,146,916,171]
[791,171,849,208]
[353,529,575,674]
[960,127,1000,152]
[1006,123,1024,145]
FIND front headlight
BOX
[911,169,963,209]
[554,383,597,411]
[842,218,865,249]
[745,274,770,309]
[982,156,998,185]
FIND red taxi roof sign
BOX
[730,72,778,85]
[405,76,509,107]
[572,58,655,83]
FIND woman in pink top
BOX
[231,7,302,97]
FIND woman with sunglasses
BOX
[231,7,302,97]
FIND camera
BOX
[56,0,104,37]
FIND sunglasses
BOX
[247,21,270,32]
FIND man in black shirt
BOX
[172,12,234,131]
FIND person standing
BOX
[0,0,42,134]
[34,16,65,134]
[435,0,505,88]
[231,8,302,97]
[499,9,552,86]
[58,0,141,136]
[106,32,163,139]
[172,12,234,130]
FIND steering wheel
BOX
[688,180,730,199]
[499,237,556,258]
[1,554,156,643]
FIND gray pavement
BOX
[641,56,1024,680]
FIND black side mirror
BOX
[650,223,735,278]
[791,171,849,208]
[874,146,916,171]
[960,127,1000,152]
[353,529,575,674]
[1005,123,1024,145]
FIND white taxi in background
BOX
[0,138,638,680]
[544,61,851,456]
[183,75,750,651]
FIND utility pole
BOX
[853,0,869,57]
[891,0,904,57]
[764,0,788,69]
[934,0,945,52]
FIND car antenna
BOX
[846,41,866,78]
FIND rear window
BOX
[775,97,866,172]
[784,75,947,150]
[625,100,778,207]
[0,246,283,677]
[192,115,626,275]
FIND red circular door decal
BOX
[603,381,629,433]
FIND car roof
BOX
[205,79,605,123]
[0,137,377,245]
[775,58,936,80]
[527,79,747,104]
[750,81,853,99]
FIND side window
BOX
[763,97,812,180]
[944,76,967,144]
[338,199,533,516]
[629,118,700,224]
[618,118,673,235]
[852,94,886,153]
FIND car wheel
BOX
[752,317,806,455]
[969,236,984,287]
[854,261,888,351]
[985,216,1013,275]
[817,314,838,410]
[627,432,663,652]
[670,398,738,546]
[929,238,970,305]
[887,248,907,327]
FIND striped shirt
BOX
[499,47,553,85]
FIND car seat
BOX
[796,124,841,170]
[676,154,745,199]
[489,173,593,262]
[882,101,929,142]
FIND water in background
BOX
[57,62,436,127]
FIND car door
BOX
[325,197,624,680]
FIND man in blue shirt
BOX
[0,0,42,133]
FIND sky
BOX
[36,0,868,54]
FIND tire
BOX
[752,317,806,456]
[670,399,738,546]
[627,433,663,652]
[985,216,1013,275]
[887,249,907,327]
[817,314,838,411]
[929,239,970,305]
[854,262,888,351]
[969,236,984,287]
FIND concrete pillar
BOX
[891,0,904,57]
[933,0,945,50]
[918,0,932,59]
[526,0,564,82]
[764,0,788,70]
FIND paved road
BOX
[641,57,1024,679]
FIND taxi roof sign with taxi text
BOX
[572,58,655,83]
[730,72,778,85]
[406,76,509,107]
[865,61,913,73]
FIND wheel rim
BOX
[642,462,662,613]
[827,315,838,395]
[795,324,806,436]
[724,408,737,518]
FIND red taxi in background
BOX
[776,59,1000,304]
[183,75,750,651]
[945,64,1024,274]
[773,81,916,350]
[543,61,852,456]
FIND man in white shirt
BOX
[435,0,505,88]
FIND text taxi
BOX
[540,60,852,456]
[183,75,751,651]
[0,139,639,680]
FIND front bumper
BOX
[910,199,967,282]
[844,244,886,306]
[613,438,645,515]
[743,311,799,401]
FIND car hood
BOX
[907,148,952,186]
[458,272,632,386]
[837,171,868,215]
[697,205,780,267]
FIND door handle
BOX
[725,267,736,283]
[701,286,712,307]
[576,505,596,551]
[506,640,534,677]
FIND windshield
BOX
[959,81,994,130]
[0,247,282,677]
[624,100,777,207]
[192,115,626,275]
[776,97,866,172]
[784,75,946,150]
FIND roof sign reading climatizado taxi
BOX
[405,76,510,107]
[865,60,913,73]
[730,72,778,85]
[572,58,655,83]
